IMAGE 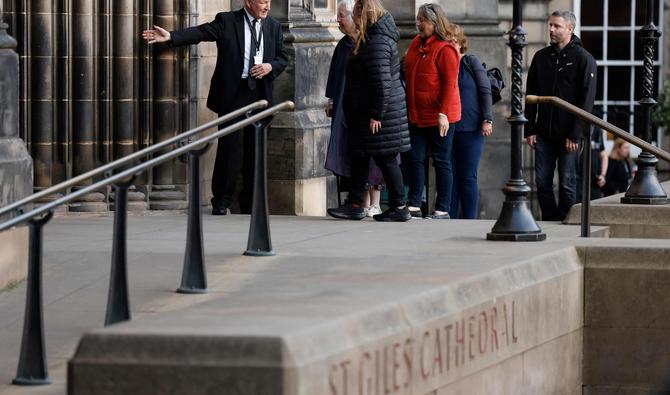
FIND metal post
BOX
[244,121,275,256]
[177,144,210,294]
[580,128,591,237]
[621,0,668,204]
[105,179,133,326]
[13,212,53,385]
[487,0,546,241]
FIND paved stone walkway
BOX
[0,213,648,394]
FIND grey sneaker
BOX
[407,206,423,218]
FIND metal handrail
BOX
[0,100,269,218]
[0,101,291,232]
[5,100,294,386]
[526,95,670,163]
[525,95,670,238]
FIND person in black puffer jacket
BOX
[327,0,411,222]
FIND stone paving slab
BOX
[0,213,656,395]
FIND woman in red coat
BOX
[403,3,461,219]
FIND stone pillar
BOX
[0,2,32,286]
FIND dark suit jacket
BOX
[170,9,288,114]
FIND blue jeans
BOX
[534,135,579,221]
[450,131,484,219]
[403,124,455,212]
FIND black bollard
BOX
[177,143,211,294]
[621,0,668,204]
[13,211,53,385]
[245,120,275,256]
[105,179,133,326]
[487,0,546,241]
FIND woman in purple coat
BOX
[325,0,386,217]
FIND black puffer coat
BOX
[343,13,410,157]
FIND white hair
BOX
[337,0,355,15]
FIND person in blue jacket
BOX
[449,26,493,219]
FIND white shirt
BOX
[242,8,264,79]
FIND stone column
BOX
[0,1,33,287]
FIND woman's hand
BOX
[370,119,382,134]
[325,100,333,117]
[482,121,493,137]
[438,114,449,137]
[142,25,171,44]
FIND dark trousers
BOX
[450,131,484,219]
[348,153,405,208]
[211,79,265,213]
[534,135,579,221]
[403,124,455,212]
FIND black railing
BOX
[0,99,295,385]
[526,95,670,237]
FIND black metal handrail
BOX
[0,100,295,386]
[0,100,269,219]
[525,95,670,237]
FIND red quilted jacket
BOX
[404,35,461,127]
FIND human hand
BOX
[370,119,382,134]
[438,114,449,137]
[482,121,493,137]
[596,174,606,188]
[250,63,272,79]
[325,100,333,117]
[142,25,171,44]
[526,135,536,147]
[565,138,579,152]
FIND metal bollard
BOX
[13,211,53,385]
[580,128,592,237]
[105,179,133,326]
[245,120,275,256]
[177,144,211,294]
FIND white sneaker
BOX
[366,204,383,217]
[407,206,423,218]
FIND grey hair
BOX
[417,3,454,42]
[337,0,354,15]
[551,10,577,29]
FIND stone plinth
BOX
[565,180,670,238]
[67,221,587,395]
[0,12,32,289]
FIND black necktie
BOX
[247,19,257,91]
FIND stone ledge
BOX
[0,226,28,290]
[68,247,583,395]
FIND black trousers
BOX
[211,79,265,213]
[348,153,405,208]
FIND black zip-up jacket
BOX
[343,13,410,157]
[524,35,597,141]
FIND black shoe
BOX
[212,206,230,215]
[373,206,411,222]
[327,204,366,220]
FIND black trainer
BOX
[327,204,366,220]
[372,206,411,222]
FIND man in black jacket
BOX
[525,10,597,221]
[142,0,288,215]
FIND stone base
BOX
[149,186,187,210]
[269,177,328,216]
[0,226,28,290]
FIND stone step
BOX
[565,180,670,238]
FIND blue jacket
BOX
[455,54,493,132]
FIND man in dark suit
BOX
[142,0,288,215]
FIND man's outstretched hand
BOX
[142,25,171,44]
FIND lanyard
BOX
[244,14,263,54]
